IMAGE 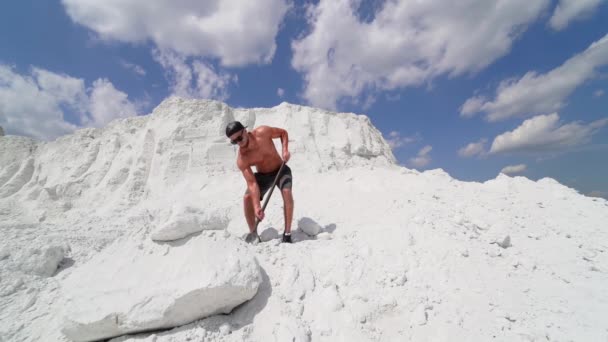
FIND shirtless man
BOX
[226,121,294,243]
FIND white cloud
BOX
[192,61,235,101]
[31,68,88,110]
[489,113,608,154]
[549,0,604,31]
[0,64,138,141]
[277,88,285,98]
[292,0,552,110]
[460,96,486,119]
[385,131,418,149]
[87,79,138,128]
[120,60,146,76]
[461,33,608,121]
[62,0,290,67]
[0,66,80,140]
[409,145,432,168]
[153,50,235,101]
[500,164,527,175]
[594,89,605,97]
[458,138,488,158]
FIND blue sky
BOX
[1,0,607,197]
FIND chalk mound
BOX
[60,234,261,342]
[151,204,230,241]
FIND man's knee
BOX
[281,188,294,202]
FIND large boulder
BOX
[60,233,261,342]
[151,204,230,242]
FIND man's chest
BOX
[242,141,276,165]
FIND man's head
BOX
[226,121,248,146]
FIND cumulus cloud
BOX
[500,164,527,175]
[461,33,608,121]
[409,145,432,168]
[550,0,604,31]
[120,60,146,76]
[386,131,419,149]
[87,79,138,128]
[62,0,290,67]
[277,88,285,98]
[0,64,138,141]
[489,113,608,154]
[594,89,605,97]
[458,138,488,158]
[153,50,235,101]
[291,0,552,110]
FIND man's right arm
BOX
[238,159,262,213]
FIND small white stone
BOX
[497,236,511,249]
[298,217,322,236]
[219,323,231,336]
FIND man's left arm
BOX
[267,127,290,162]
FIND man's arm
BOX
[238,158,263,217]
[264,126,290,162]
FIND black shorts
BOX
[253,165,293,200]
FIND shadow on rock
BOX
[294,217,337,242]
[54,257,75,276]
[229,266,272,327]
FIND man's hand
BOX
[255,207,265,221]
[283,150,291,162]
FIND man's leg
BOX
[281,188,294,234]
[243,191,256,233]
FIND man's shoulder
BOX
[253,125,286,138]
[252,125,271,134]
[236,155,250,170]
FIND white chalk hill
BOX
[0,97,607,342]
[0,97,396,341]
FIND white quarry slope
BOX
[0,97,607,342]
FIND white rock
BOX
[497,235,512,249]
[60,234,261,342]
[316,232,332,240]
[298,217,322,236]
[219,323,231,336]
[151,205,229,241]
[411,304,428,326]
[259,227,280,242]
[12,244,69,277]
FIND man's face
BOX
[229,129,247,146]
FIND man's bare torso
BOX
[238,128,283,173]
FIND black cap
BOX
[225,121,247,137]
